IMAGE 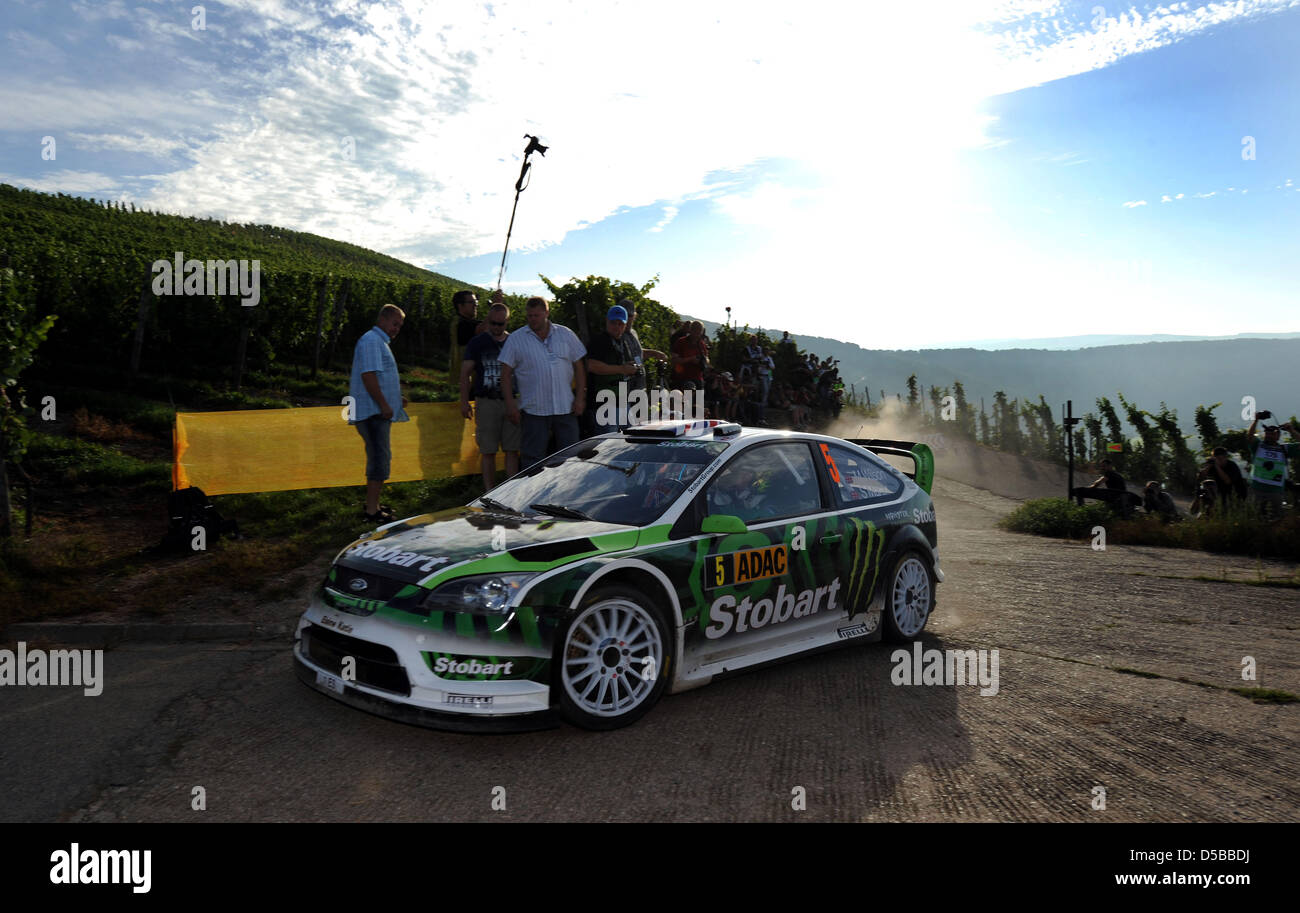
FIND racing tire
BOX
[881,550,935,643]
[555,585,672,731]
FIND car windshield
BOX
[474,438,730,526]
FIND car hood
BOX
[335,507,639,584]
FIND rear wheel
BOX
[882,551,935,643]
[555,586,671,730]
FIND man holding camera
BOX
[586,304,639,434]
[1244,411,1299,519]
[1200,446,1247,509]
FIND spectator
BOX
[671,320,708,389]
[349,304,409,523]
[743,335,759,384]
[668,321,690,349]
[450,289,493,369]
[769,382,790,411]
[1200,447,1247,508]
[586,305,639,434]
[754,347,775,425]
[1142,481,1180,521]
[617,299,667,393]
[706,370,730,420]
[1244,414,1300,519]
[499,297,588,470]
[1086,458,1134,515]
[788,387,811,430]
[1189,478,1220,519]
[729,377,750,423]
[1089,458,1127,492]
[460,302,520,491]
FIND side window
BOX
[705,444,822,523]
[818,443,903,506]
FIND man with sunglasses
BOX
[461,302,521,491]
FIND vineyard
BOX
[0,183,501,383]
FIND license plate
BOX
[316,671,346,695]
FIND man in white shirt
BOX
[499,297,588,470]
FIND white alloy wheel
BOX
[883,553,934,642]
[557,588,669,730]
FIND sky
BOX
[2,0,1298,349]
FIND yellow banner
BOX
[173,403,499,495]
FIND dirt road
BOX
[3,477,1297,822]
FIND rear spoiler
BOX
[846,439,935,495]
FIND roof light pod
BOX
[626,419,731,438]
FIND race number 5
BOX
[819,443,841,483]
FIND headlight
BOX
[422,574,536,615]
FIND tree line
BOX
[888,376,1297,494]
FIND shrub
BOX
[998,498,1113,538]
[1001,497,1300,558]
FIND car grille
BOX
[331,566,409,601]
[323,566,426,616]
[302,624,411,696]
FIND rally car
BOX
[294,420,942,731]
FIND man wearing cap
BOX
[499,297,587,470]
[587,305,639,434]
[1244,413,1300,519]
[615,299,666,394]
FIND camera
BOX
[1257,410,1272,420]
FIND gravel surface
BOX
[3,475,1297,822]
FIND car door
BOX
[683,441,844,670]
[809,441,907,623]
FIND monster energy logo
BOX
[846,518,885,616]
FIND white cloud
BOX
[3,0,1296,346]
[973,0,1300,95]
[65,131,192,157]
[1161,194,1173,202]
[649,206,679,233]
[1123,200,1148,208]
[0,170,119,193]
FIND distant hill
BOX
[694,318,1299,433]
[932,332,1300,350]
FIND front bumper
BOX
[293,654,558,732]
[293,599,559,733]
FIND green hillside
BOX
[0,182,496,380]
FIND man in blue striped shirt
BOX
[499,297,587,470]
[349,304,409,522]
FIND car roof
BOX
[620,419,856,450]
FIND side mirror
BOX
[702,514,747,534]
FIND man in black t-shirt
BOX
[460,301,520,491]
[1201,446,1247,507]
[1089,458,1127,491]
[1087,458,1135,515]
[450,289,494,370]
[618,300,666,392]
[587,305,638,434]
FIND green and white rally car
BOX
[294,420,941,731]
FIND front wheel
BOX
[555,586,671,730]
[882,551,935,643]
